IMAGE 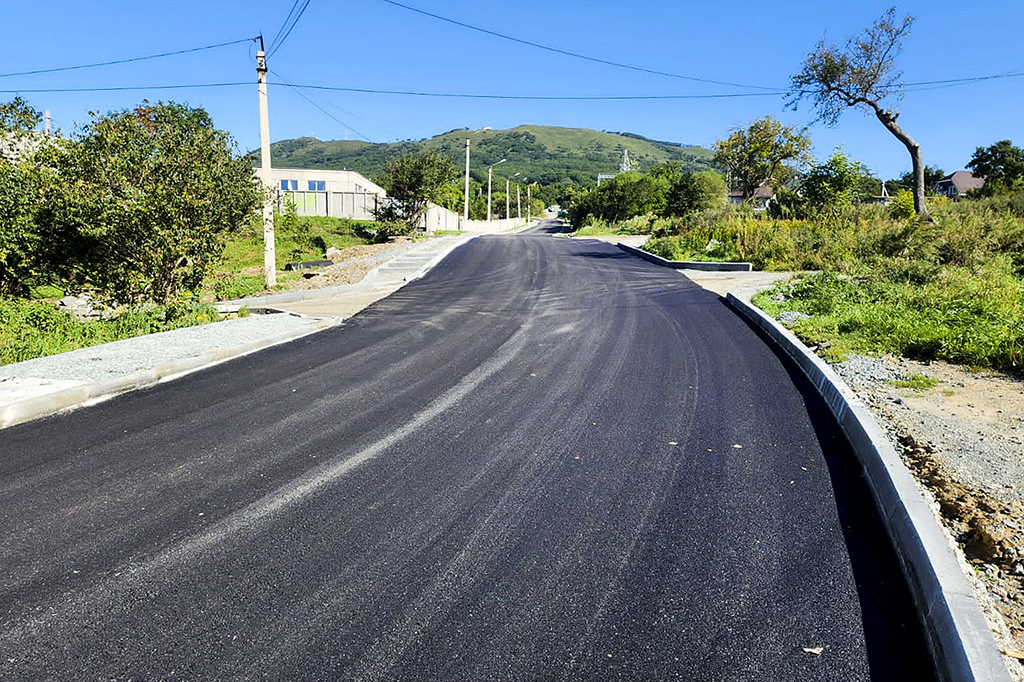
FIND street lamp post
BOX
[507,172,519,221]
[517,177,527,220]
[488,158,506,221]
[528,182,536,222]
[463,127,490,230]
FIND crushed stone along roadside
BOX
[232,241,418,295]
[831,353,1024,674]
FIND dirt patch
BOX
[832,354,1024,671]
[286,242,416,290]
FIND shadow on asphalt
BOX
[572,250,633,260]
[729,299,939,679]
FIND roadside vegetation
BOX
[0,97,264,365]
[207,212,376,301]
[559,121,1024,374]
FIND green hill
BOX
[254,125,714,186]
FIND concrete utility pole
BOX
[462,128,490,231]
[257,37,276,289]
[487,158,505,222]
[463,137,471,231]
[517,177,526,221]
[508,172,519,221]
[527,183,533,222]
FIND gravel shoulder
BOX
[832,353,1024,672]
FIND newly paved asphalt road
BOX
[0,222,936,680]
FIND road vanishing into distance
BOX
[0,221,936,681]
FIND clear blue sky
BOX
[5,0,1023,181]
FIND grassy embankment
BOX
[1,216,375,366]
[617,198,1024,372]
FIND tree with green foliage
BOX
[0,98,48,296]
[664,170,727,216]
[0,97,42,133]
[894,166,945,194]
[566,172,669,226]
[788,8,927,215]
[801,150,870,212]
[713,116,811,200]
[35,102,260,303]
[967,140,1024,195]
[374,149,457,234]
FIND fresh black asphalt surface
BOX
[0,221,936,680]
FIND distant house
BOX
[728,185,774,209]
[259,167,387,221]
[934,171,984,198]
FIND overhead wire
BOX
[267,0,313,59]
[269,68,372,141]
[0,83,250,94]
[270,81,784,100]
[0,38,256,79]
[373,0,781,92]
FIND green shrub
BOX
[0,297,223,366]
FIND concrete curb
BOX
[616,242,753,271]
[726,289,1012,682]
[0,319,339,430]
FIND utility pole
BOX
[257,37,276,289]
[44,110,50,134]
[463,137,470,231]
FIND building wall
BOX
[422,203,529,234]
[260,167,386,221]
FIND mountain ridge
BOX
[253,125,715,185]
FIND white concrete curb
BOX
[0,319,339,430]
[726,289,1012,682]
[617,242,753,271]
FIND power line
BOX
[0,83,250,94]
[269,68,372,141]
[374,0,778,91]
[0,38,256,79]
[267,0,313,59]
[7,68,1022,98]
[270,81,784,100]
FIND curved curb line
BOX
[0,319,338,430]
[617,242,753,271]
[726,289,1012,682]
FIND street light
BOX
[528,182,536,222]
[507,172,520,221]
[488,158,506,221]
[463,127,490,230]
[517,177,527,220]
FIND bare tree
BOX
[788,8,927,215]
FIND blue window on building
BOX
[280,179,298,191]
[308,180,325,191]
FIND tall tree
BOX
[713,116,811,200]
[966,140,1024,194]
[374,149,457,234]
[788,8,927,215]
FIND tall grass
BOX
[0,298,225,366]
[636,196,1024,372]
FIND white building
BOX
[262,167,386,221]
